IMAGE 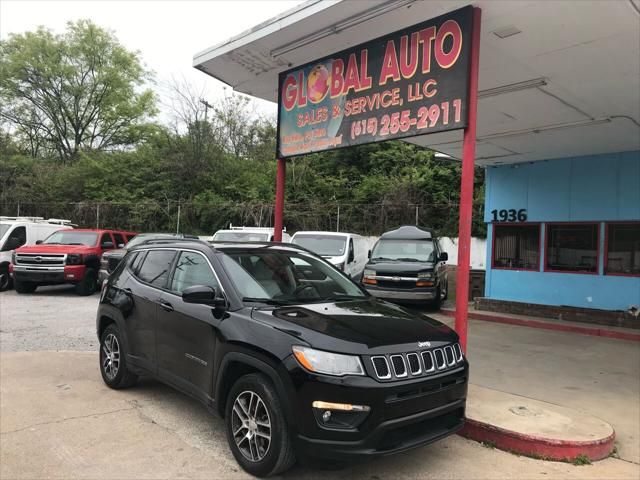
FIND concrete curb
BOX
[459,418,616,462]
[441,309,640,342]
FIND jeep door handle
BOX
[159,301,174,312]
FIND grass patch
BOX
[481,441,496,449]
[572,454,591,466]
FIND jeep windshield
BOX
[213,231,270,242]
[371,239,435,262]
[218,247,366,305]
[292,234,347,257]
[43,231,98,246]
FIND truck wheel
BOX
[442,280,449,301]
[0,266,12,291]
[14,278,37,294]
[430,286,442,310]
[225,373,295,477]
[99,324,138,389]
[76,268,98,296]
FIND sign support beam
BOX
[274,158,286,241]
[455,7,482,354]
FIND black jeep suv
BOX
[97,239,467,477]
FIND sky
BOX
[0,0,303,121]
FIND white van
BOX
[212,225,292,243]
[291,231,368,279]
[0,217,75,291]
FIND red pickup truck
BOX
[11,228,136,295]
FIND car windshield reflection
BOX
[218,248,366,305]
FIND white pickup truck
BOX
[0,217,74,291]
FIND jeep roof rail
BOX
[138,238,209,246]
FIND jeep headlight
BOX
[363,269,375,278]
[292,346,365,376]
[417,271,433,279]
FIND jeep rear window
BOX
[43,231,99,246]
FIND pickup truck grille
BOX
[15,253,66,267]
[371,344,463,381]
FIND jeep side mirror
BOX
[36,240,43,245]
[439,252,448,262]
[102,241,114,249]
[182,285,226,307]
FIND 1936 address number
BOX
[491,209,527,222]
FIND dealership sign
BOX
[276,6,473,158]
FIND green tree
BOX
[0,20,156,161]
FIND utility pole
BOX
[176,203,181,234]
[200,99,214,122]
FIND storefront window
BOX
[546,224,599,273]
[492,224,540,270]
[605,223,640,276]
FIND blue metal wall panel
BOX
[487,269,640,311]
[527,160,571,221]
[570,155,618,221]
[618,151,640,219]
[484,151,640,311]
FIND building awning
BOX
[194,0,640,165]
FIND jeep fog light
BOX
[312,401,370,430]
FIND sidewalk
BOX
[431,311,640,464]
[440,306,640,342]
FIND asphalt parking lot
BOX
[1,287,639,479]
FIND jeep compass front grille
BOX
[370,343,464,381]
[390,355,407,378]
[371,356,391,379]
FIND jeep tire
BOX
[14,277,37,294]
[225,373,295,477]
[76,268,98,296]
[99,324,138,389]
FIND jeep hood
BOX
[251,298,457,355]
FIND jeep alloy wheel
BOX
[231,390,272,462]
[102,333,120,380]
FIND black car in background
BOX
[98,233,198,283]
[96,239,467,476]
[362,226,449,308]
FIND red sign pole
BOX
[273,158,286,241]
[455,7,481,354]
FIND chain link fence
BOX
[1,201,484,237]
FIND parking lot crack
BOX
[0,406,137,435]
